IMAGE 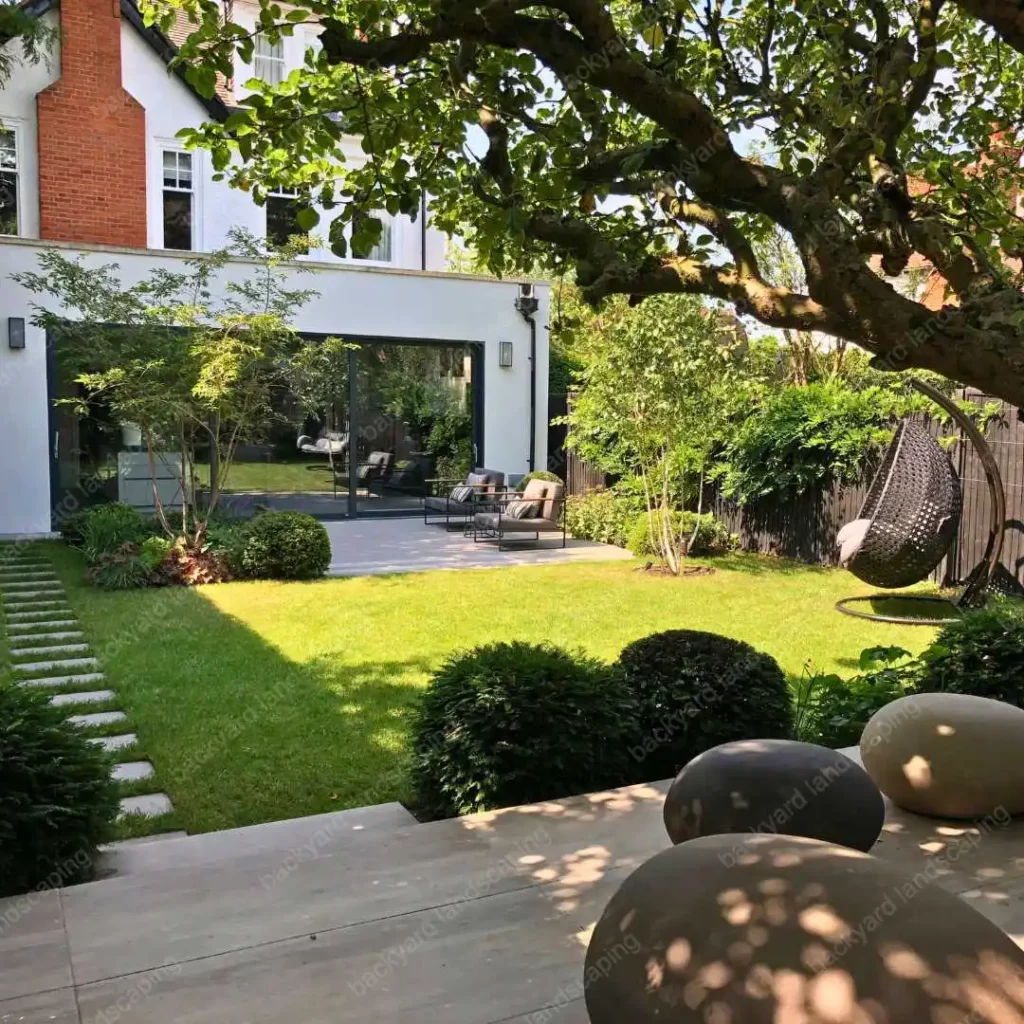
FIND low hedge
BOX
[230,510,332,580]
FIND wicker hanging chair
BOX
[837,378,1011,624]
[844,420,961,590]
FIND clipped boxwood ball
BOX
[584,834,1024,1024]
[663,739,883,851]
[230,510,331,580]
[0,679,119,897]
[618,630,792,782]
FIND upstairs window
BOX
[0,130,19,236]
[351,209,393,263]
[254,34,286,86]
[266,186,310,252]
[162,150,193,250]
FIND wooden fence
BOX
[550,389,1024,587]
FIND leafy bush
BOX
[516,470,562,492]
[230,510,331,580]
[139,535,172,571]
[717,380,895,503]
[793,647,916,747]
[626,511,733,558]
[913,608,1024,706]
[88,543,151,590]
[411,642,638,817]
[564,487,645,547]
[0,679,119,897]
[75,502,150,559]
[617,629,792,780]
[162,541,232,586]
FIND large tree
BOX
[152,0,1024,402]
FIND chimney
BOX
[36,0,147,247]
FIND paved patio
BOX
[3,752,1024,1024]
[324,516,634,576]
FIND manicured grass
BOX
[193,458,340,493]
[40,546,935,835]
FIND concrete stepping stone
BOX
[9,643,91,657]
[0,572,58,582]
[119,793,173,818]
[20,672,106,689]
[89,733,138,752]
[14,656,100,673]
[112,761,155,783]
[2,593,66,604]
[5,607,72,620]
[9,630,84,643]
[50,689,116,707]
[69,710,127,728]
[0,580,63,591]
[7,620,78,632]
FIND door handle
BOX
[53,431,59,460]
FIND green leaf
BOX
[296,207,320,231]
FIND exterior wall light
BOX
[499,340,513,368]
[7,317,25,350]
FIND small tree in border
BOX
[15,230,317,550]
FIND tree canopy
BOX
[150,0,1024,403]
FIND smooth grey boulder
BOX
[662,738,884,851]
[861,691,1024,819]
[584,834,1024,1024]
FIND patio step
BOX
[95,802,420,877]
[8,630,84,643]
[0,580,63,591]
[68,710,127,728]
[13,657,99,674]
[88,733,138,753]
[119,793,174,819]
[7,619,78,632]
[0,571,58,581]
[5,606,73,620]
[18,672,106,689]
[7,642,90,657]
[50,689,116,707]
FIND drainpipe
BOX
[420,192,428,271]
[514,284,540,472]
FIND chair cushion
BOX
[475,512,560,532]
[505,499,540,520]
[838,518,872,564]
[450,485,475,502]
[425,496,470,514]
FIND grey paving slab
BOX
[9,632,84,644]
[50,690,116,707]
[20,673,106,690]
[0,987,80,1024]
[88,733,138,753]
[8,643,90,657]
[74,877,611,1024]
[118,794,174,819]
[0,890,73,1002]
[14,658,99,674]
[7,620,78,633]
[62,783,668,985]
[68,711,126,728]
[98,802,419,877]
[111,761,154,783]
[5,608,73,621]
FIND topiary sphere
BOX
[0,680,119,897]
[662,739,884,851]
[231,510,332,580]
[410,641,638,818]
[617,630,792,782]
[584,834,1024,1024]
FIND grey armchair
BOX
[423,468,505,528]
[473,478,567,550]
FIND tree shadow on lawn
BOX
[77,585,430,836]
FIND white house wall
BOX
[0,238,549,535]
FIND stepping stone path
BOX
[1,545,176,829]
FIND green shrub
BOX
[88,543,151,590]
[626,510,733,558]
[230,511,331,580]
[564,488,644,547]
[75,502,149,560]
[913,608,1024,706]
[618,629,792,780]
[515,470,562,492]
[0,679,119,897]
[793,647,916,747]
[411,642,638,817]
[139,535,172,571]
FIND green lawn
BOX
[32,547,936,835]
[193,458,341,493]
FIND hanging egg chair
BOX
[836,378,1008,625]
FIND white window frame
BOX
[254,33,286,86]
[0,121,24,238]
[159,146,199,251]
[349,209,395,265]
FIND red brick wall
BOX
[36,0,147,246]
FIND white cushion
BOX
[838,518,872,564]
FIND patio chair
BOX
[423,468,506,528]
[297,431,348,457]
[354,451,394,496]
[472,478,567,551]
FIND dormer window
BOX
[162,150,194,250]
[254,34,286,86]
